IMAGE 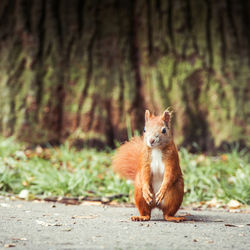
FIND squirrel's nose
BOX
[150,138,155,145]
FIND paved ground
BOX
[0,199,250,250]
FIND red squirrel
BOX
[112,109,185,222]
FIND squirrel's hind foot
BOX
[131,215,150,221]
[164,216,186,222]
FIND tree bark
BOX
[0,0,249,150]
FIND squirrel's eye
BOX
[143,127,146,133]
[162,128,166,134]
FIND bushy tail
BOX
[112,137,143,181]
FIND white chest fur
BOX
[150,148,165,193]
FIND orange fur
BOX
[112,137,143,181]
[113,109,185,222]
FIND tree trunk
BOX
[0,0,249,150]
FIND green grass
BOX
[0,137,249,205]
[180,148,250,205]
[0,137,131,202]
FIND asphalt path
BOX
[0,199,250,249]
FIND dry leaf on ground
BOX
[36,220,62,227]
[224,224,245,228]
[228,200,242,209]
[11,238,27,241]
[71,215,98,219]
[4,244,16,248]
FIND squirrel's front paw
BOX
[155,189,166,205]
[142,187,153,205]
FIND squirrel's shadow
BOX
[149,214,222,223]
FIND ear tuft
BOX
[162,107,174,123]
[145,110,151,122]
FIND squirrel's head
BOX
[143,108,173,148]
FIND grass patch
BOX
[180,148,250,205]
[0,137,131,202]
[0,137,249,205]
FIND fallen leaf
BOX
[206,198,223,208]
[101,197,109,203]
[225,224,245,228]
[220,154,227,161]
[22,180,29,187]
[71,215,97,219]
[18,190,34,200]
[36,146,43,154]
[62,228,72,232]
[11,238,27,241]
[196,154,206,162]
[4,244,16,248]
[228,200,242,209]
[36,220,62,227]
[14,151,26,160]
[36,220,50,226]
[24,149,32,158]
[228,176,236,184]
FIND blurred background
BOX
[0,0,249,151]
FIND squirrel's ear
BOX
[145,110,151,122]
[162,108,173,123]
